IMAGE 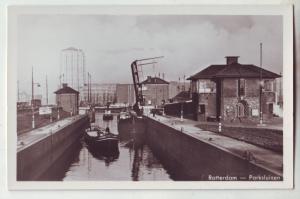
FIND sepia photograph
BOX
[6,5,293,189]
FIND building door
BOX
[268,103,274,114]
[237,103,245,117]
[198,104,205,121]
[199,104,205,114]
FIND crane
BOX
[130,56,163,116]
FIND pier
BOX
[16,110,283,181]
[144,114,282,180]
[17,115,89,180]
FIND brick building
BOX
[187,56,281,122]
[81,83,116,106]
[141,76,169,106]
[54,83,79,114]
[116,84,135,105]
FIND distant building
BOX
[54,83,79,114]
[60,47,86,101]
[81,83,116,106]
[18,91,31,103]
[31,99,42,108]
[168,81,190,99]
[17,101,30,109]
[187,56,281,122]
[141,76,169,106]
[116,84,135,105]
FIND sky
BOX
[17,15,282,104]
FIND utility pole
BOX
[183,74,186,91]
[77,48,80,92]
[17,80,20,102]
[87,72,90,103]
[90,73,91,104]
[31,66,35,129]
[87,72,92,104]
[46,75,48,105]
[259,43,264,126]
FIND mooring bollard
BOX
[218,116,222,133]
[180,110,183,122]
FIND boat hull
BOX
[85,136,118,150]
[103,114,113,120]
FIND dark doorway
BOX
[199,104,205,114]
[268,103,274,114]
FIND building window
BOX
[199,104,205,114]
[198,80,216,93]
[238,79,245,96]
[264,80,273,92]
[191,81,197,93]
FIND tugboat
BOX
[84,126,118,151]
[103,110,113,120]
[118,111,131,121]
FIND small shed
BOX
[54,83,79,115]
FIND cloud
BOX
[16,15,282,104]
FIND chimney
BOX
[225,56,239,65]
[62,83,68,88]
[147,76,151,81]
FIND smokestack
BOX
[225,56,239,65]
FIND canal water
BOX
[59,113,173,181]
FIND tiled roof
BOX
[187,63,281,80]
[172,91,191,101]
[54,86,79,94]
[141,77,169,84]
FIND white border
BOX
[6,4,294,190]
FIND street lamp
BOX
[180,102,183,121]
[258,43,265,126]
[57,101,60,120]
[31,67,41,129]
[259,80,264,125]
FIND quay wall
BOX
[144,116,281,180]
[17,115,89,181]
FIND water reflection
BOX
[86,143,119,167]
[62,113,172,181]
[38,138,83,181]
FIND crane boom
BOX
[130,56,163,116]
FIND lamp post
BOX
[31,67,40,129]
[57,101,60,120]
[259,80,263,125]
[259,43,265,126]
[180,102,183,121]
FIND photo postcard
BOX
[6,4,294,189]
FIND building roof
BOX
[187,63,281,80]
[54,85,79,94]
[172,91,191,101]
[141,76,169,84]
[62,47,79,51]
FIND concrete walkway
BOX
[200,120,283,131]
[17,115,84,152]
[146,114,283,177]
